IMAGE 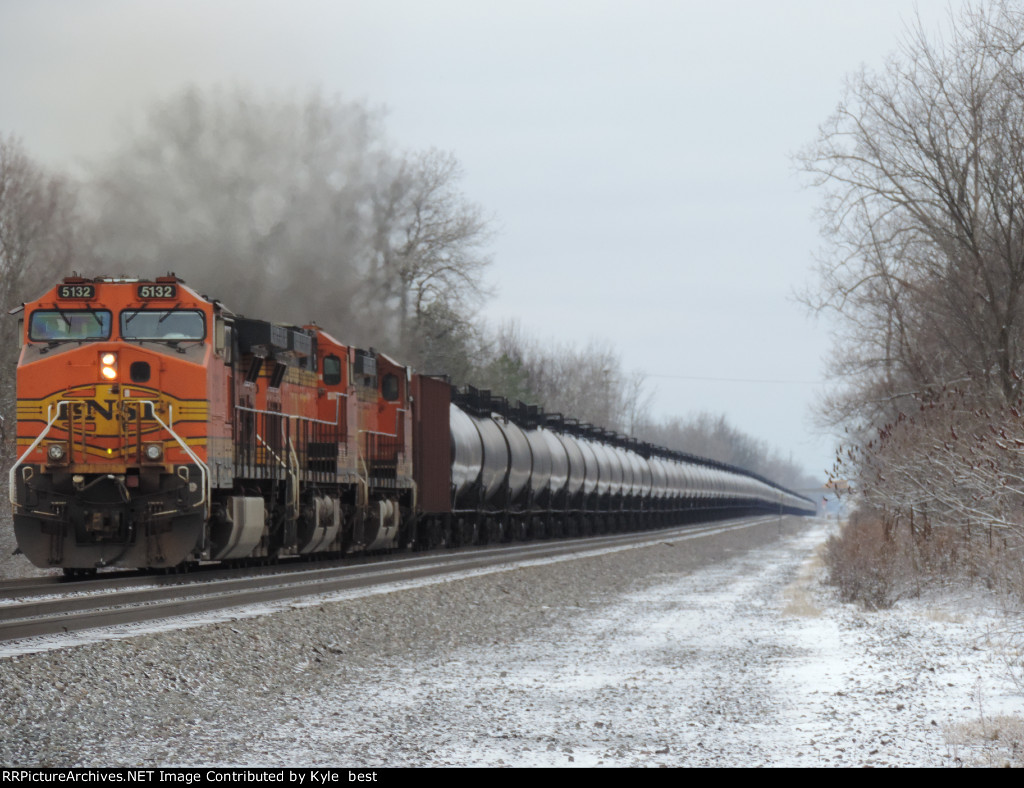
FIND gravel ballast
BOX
[2,516,1021,767]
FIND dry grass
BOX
[945,715,1024,767]
[782,588,821,618]
[782,544,825,618]
[821,510,1024,610]
[923,608,967,624]
[823,512,911,609]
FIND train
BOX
[9,274,816,576]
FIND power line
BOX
[647,374,823,386]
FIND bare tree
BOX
[801,2,1024,591]
[620,369,654,436]
[801,1,1024,425]
[639,412,819,490]
[368,149,493,368]
[475,320,652,434]
[85,87,493,359]
[0,136,79,443]
[829,381,1024,594]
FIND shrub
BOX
[824,511,909,609]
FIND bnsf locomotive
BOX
[9,275,815,575]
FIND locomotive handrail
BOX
[235,400,342,427]
[8,401,69,506]
[287,437,300,520]
[9,400,211,514]
[254,431,289,470]
[356,406,408,440]
[136,401,210,513]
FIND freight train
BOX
[9,275,815,576]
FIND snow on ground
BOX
[4,519,1024,767]
[247,523,1024,767]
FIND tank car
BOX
[412,386,817,549]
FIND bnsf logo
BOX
[65,400,153,420]
[62,401,157,438]
[19,387,207,428]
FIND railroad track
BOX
[0,516,786,645]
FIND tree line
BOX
[802,0,1024,600]
[0,85,813,490]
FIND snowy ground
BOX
[3,518,1024,767]
[249,524,1024,767]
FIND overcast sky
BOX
[0,1,956,482]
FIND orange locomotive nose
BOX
[11,275,217,572]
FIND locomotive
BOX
[9,274,815,575]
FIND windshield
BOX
[120,310,206,341]
[30,310,111,341]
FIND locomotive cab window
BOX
[381,373,400,402]
[29,310,111,342]
[120,310,206,341]
[323,355,342,386]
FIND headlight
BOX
[100,352,117,380]
[47,444,66,461]
[144,443,163,461]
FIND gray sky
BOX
[0,0,954,481]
